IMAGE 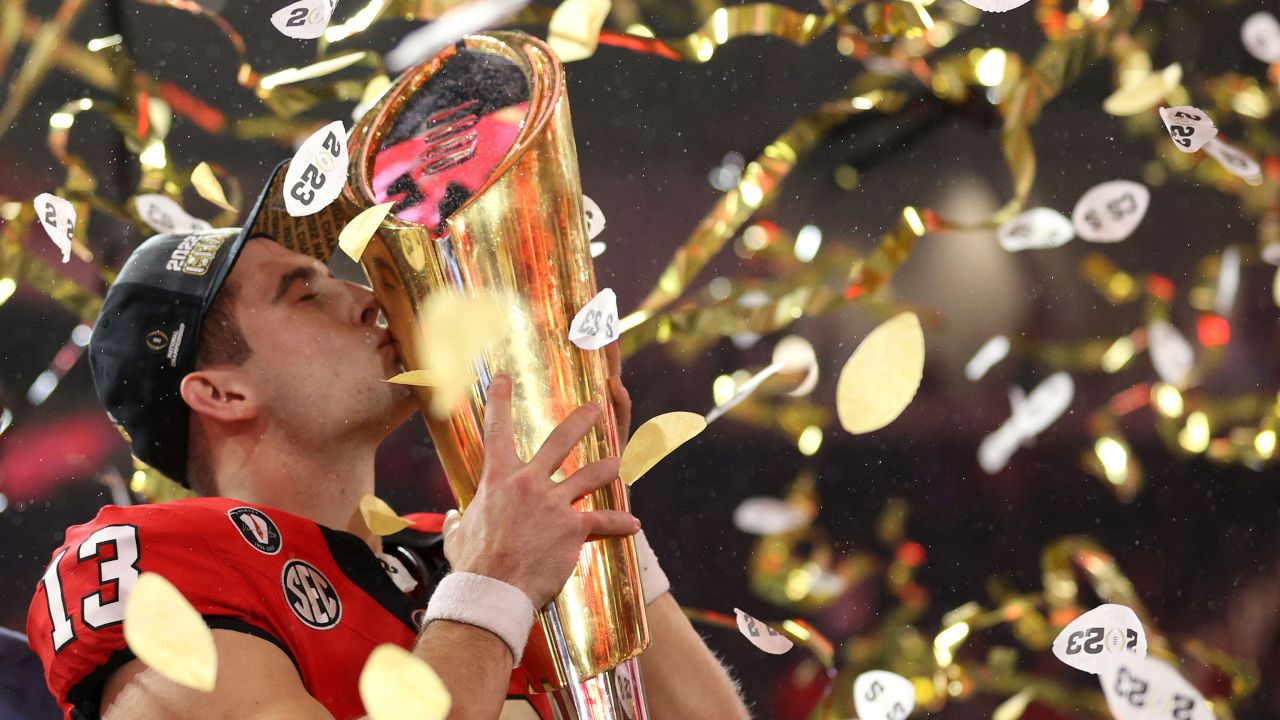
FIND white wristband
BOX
[632,530,670,605]
[424,572,536,667]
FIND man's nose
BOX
[348,282,380,327]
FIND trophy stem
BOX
[544,606,648,719]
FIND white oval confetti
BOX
[123,572,218,692]
[732,497,808,535]
[1051,603,1147,675]
[978,372,1074,474]
[1148,320,1194,389]
[959,0,1032,12]
[774,335,818,397]
[836,312,925,434]
[569,288,619,351]
[339,202,394,262]
[386,0,531,72]
[1158,106,1217,154]
[548,0,612,62]
[853,670,915,720]
[359,494,413,536]
[733,608,793,655]
[359,644,451,720]
[1071,180,1150,243]
[1099,654,1211,720]
[271,0,338,40]
[620,411,706,486]
[582,195,606,240]
[284,121,348,217]
[134,194,212,235]
[1216,245,1240,317]
[997,207,1074,252]
[190,162,237,212]
[1242,12,1280,63]
[1203,138,1261,179]
[33,193,75,263]
[964,335,1010,381]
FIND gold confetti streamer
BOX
[190,162,236,213]
[338,202,394,262]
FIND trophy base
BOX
[547,658,648,720]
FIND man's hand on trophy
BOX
[445,374,641,608]
[605,341,632,445]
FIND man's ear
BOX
[180,369,258,424]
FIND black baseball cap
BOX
[90,160,350,484]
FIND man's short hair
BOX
[185,281,250,496]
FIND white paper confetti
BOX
[1242,12,1280,63]
[852,670,915,720]
[33,193,75,263]
[1148,320,1194,388]
[732,497,808,536]
[707,336,817,423]
[271,0,338,40]
[385,0,531,72]
[134,195,212,235]
[978,372,1074,474]
[284,121,348,217]
[1157,106,1217,153]
[959,0,1032,12]
[1051,603,1147,675]
[1099,655,1212,720]
[569,288,619,350]
[997,207,1074,252]
[1203,138,1261,179]
[1071,180,1150,243]
[733,608,793,655]
[964,335,1011,381]
[582,195,606,240]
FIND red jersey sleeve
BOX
[26,501,292,720]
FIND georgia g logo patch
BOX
[228,507,282,555]
[281,560,342,630]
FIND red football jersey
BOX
[26,497,552,719]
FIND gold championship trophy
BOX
[343,32,650,718]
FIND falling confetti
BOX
[359,644,450,720]
[959,0,1033,12]
[707,335,817,423]
[1203,138,1261,179]
[1157,106,1217,153]
[359,494,413,536]
[733,608,793,654]
[992,688,1036,720]
[190,162,236,212]
[1051,603,1147,675]
[964,335,1010,382]
[385,0,531,72]
[569,288,619,351]
[997,207,1074,252]
[1071,180,1150,243]
[421,292,509,418]
[1241,11,1280,63]
[619,412,706,485]
[284,121,348,217]
[548,0,612,62]
[582,195,606,240]
[338,202,393,262]
[1102,63,1182,117]
[123,572,218,692]
[1147,320,1194,389]
[853,670,915,720]
[835,312,924,434]
[732,497,809,535]
[1099,655,1211,720]
[271,0,338,40]
[33,193,75,262]
[978,373,1074,474]
[134,195,211,235]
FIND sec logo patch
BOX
[228,507,281,555]
[282,560,341,630]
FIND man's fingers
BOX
[481,375,519,474]
[581,510,641,539]
[555,457,621,502]
[608,376,631,446]
[605,341,622,378]
[529,402,601,475]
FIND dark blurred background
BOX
[2,0,1279,717]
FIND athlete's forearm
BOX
[638,593,751,719]
[413,619,512,720]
